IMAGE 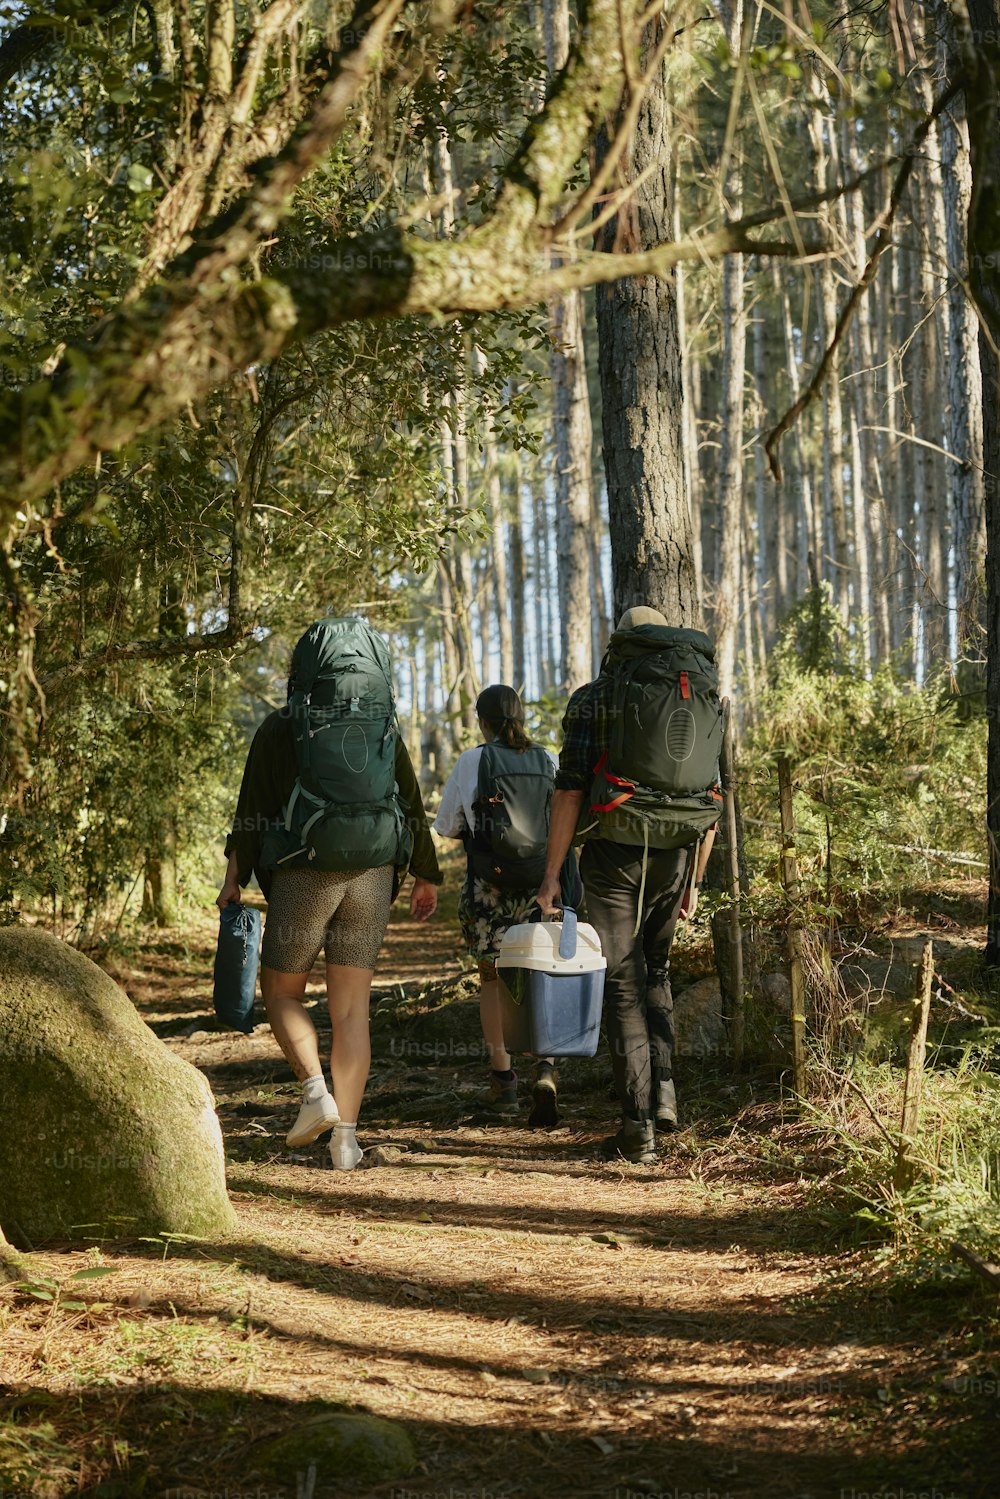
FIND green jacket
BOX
[225,709,442,899]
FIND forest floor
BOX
[1,880,999,1499]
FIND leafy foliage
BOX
[741,591,987,912]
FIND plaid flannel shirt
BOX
[554,678,610,793]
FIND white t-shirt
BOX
[434,744,558,839]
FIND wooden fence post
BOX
[894,939,934,1191]
[721,698,744,1067]
[776,755,807,1097]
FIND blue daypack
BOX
[213,902,261,1034]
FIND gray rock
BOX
[760,972,792,1012]
[0,927,235,1245]
[253,1411,416,1485]
[674,976,724,1058]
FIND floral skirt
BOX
[458,868,539,961]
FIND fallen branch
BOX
[951,1241,1000,1291]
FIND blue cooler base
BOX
[497,968,605,1057]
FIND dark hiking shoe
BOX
[528,1064,560,1128]
[598,1117,656,1165]
[476,1070,519,1116]
[655,1078,679,1133]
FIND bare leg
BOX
[326,964,375,1123]
[478,958,512,1073]
[261,965,321,1081]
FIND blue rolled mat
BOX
[213,902,261,1034]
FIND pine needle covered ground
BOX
[1,893,998,1499]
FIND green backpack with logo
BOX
[267,618,412,873]
[580,624,724,851]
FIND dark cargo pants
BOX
[580,838,694,1123]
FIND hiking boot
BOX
[286,1091,339,1147]
[528,1063,560,1128]
[598,1117,656,1165]
[655,1078,678,1133]
[477,1069,519,1116]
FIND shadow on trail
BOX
[224,1169,811,1251]
[104,1226,919,1364]
[2,1343,990,1499]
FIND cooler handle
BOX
[528,903,578,961]
[558,906,578,961]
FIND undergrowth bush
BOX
[741,586,987,916]
[803,1049,1000,1270]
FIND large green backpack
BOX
[581,624,724,851]
[467,740,554,890]
[269,618,412,873]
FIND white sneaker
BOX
[329,1126,363,1171]
[286,1091,339,1147]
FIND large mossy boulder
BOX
[0,927,235,1245]
[253,1412,417,1487]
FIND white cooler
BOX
[496,908,607,1057]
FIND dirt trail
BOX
[1,905,995,1499]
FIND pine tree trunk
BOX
[676,182,703,621]
[842,107,890,662]
[807,97,850,620]
[509,452,527,693]
[437,556,463,754]
[776,267,815,599]
[590,478,610,662]
[752,294,775,650]
[714,1,746,700]
[909,24,952,672]
[530,480,548,696]
[964,0,1000,959]
[141,823,178,928]
[939,3,987,648]
[543,0,595,692]
[896,237,921,677]
[593,34,697,625]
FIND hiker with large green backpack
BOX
[434,684,580,1126]
[535,606,722,1164]
[217,617,441,1170]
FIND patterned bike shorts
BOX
[261,864,394,973]
[459,867,539,961]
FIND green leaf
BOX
[71,1266,119,1279]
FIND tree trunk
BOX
[909,19,952,672]
[676,174,703,621]
[593,29,697,624]
[544,0,595,692]
[842,106,890,663]
[141,575,182,927]
[776,266,814,600]
[963,0,1000,960]
[437,556,464,754]
[807,97,849,621]
[714,2,747,698]
[509,451,528,693]
[939,2,987,650]
[141,820,178,928]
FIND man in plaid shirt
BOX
[536,605,718,1164]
